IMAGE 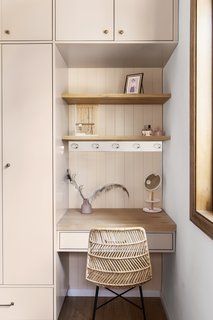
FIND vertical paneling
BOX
[55,47,69,318]
[68,68,163,209]
[69,253,162,294]
[55,47,69,224]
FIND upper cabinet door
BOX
[1,0,52,40]
[115,0,174,41]
[56,0,113,41]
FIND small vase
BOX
[81,199,92,214]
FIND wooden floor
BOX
[58,297,167,320]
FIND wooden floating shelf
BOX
[62,135,170,142]
[62,93,171,105]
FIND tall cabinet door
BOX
[56,0,113,41]
[2,44,53,285]
[115,0,174,41]
[1,0,52,40]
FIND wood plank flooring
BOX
[58,297,167,320]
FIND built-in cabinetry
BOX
[0,0,52,40]
[0,288,53,319]
[56,0,177,42]
[61,92,171,145]
[0,44,53,318]
[115,0,174,41]
[0,0,179,318]
[57,209,176,253]
[56,0,114,41]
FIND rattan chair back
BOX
[86,227,152,288]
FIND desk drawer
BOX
[0,288,53,320]
[58,231,175,252]
[147,233,174,251]
[59,232,89,251]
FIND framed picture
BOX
[124,73,144,94]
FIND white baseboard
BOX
[161,293,174,320]
[68,288,160,298]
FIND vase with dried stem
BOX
[66,170,129,214]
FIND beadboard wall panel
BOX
[68,68,163,209]
[68,253,162,295]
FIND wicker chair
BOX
[86,227,152,320]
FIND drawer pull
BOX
[4,30,10,35]
[0,302,14,307]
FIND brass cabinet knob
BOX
[5,163,11,168]
[118,30,124,35]
[4,30,10,35]
[103,29,109,34]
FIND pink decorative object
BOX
[153,128,165,136]
[81,199,92,214]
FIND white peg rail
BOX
[68,141,162,152]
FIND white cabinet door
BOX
[2,44,53,285]
[0,46,2,284]
[56,0,113,41]
[0,288,53,320]
[1,0,52,40]
[115,0,174,41]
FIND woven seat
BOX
[86,227,152,320]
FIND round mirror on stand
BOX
[143,174,162,213]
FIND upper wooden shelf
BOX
[62,93,171,105]
[62,135,170,142]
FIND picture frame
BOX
[124,73,144,94]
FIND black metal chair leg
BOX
[92,286,99,320]
[139,286,147,320]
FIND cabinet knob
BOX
[103,29,109,35]
[5,163,11,168]
[4,30,10,35]
[118,30,124,35]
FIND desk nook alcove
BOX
[55,42,177,319]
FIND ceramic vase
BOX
[81,199,92,214]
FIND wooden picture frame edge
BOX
[190,0,213,239]
[124,73,144,94]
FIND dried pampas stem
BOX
[89,183,129,203]
[66,171,130,204]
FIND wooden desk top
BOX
[57,209,176,233]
